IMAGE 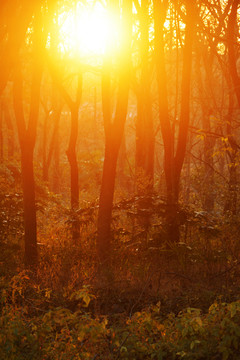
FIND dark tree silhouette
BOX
[154,0,194,243]
[13,12,44,266]
[97,0,132,265]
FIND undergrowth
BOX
[1,164,240,359]
[1,271,240,359]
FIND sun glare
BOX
[58,2,118,57]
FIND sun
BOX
[58,1,118,58]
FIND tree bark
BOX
[195,53,216,211]
[42,106,61,183]
[227,0,240,107]
[52,112,60,193]
[21,142,38,266]
[0,103,3,161]
[65,74,82,243]
[2,103,15,159]
[97,137,119,262]
[13,64,42,267]
[154,0,194,243]
[0,2,38,95]
[225,0,240,215]
[135,0,154,190]
[66,104,80,212]
[13,13,43,267]
[224,86,238,215]
[47,55,82,242]
[97,0,131,264]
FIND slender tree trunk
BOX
[0,3,38,95]
[97,0,131,264]
[135,0,154,191]
[47,58,82,241]
[14,65,42,267]
[228,0,240,107]
[66,105,79,210]
[173,3,194,200]
[203,128,215,211]
[97,138,119,262]
[225,0,240,215]
[66,96,81,243]
[154,0,194,244]
[13,13,43,267]
[154,0,176,244]
[97,80,130,263]
[224,87,238,215]
[42,107,61,183]
[195,54,216,211]
[42,110,49,182]
[0,103,3,161]
[117,130,127,189]
[52,114,60,193]
[3,103,14,159]
[154,0,173,202]
[21,143,38,265]
[225,164,237,215]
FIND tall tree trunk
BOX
[0,2,38,95]
[13,13,43,267]
[117,130,128,189]
[0,103,3,161]
[42,106,61,183]
[42,105,49,182]
[202,118,215,211]
[66,105,80,211]
[65,74,82,243]
[21,143,38,265]
[52,114,60,193]
[97,0,131,264]
[224,87,238,215]
[97,137,119,262]
[47,58,82,242]
[173,2,194,200]
[154,0,194,244]
[227,0,240,107]
[135,0,154,191]
[14,65,42,267]
[3,103,14,159]
[225,0,240,215]
[154,0,173,202]
[195,54,216,211]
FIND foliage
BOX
[0,167,24,245]
[1,162,240,360]
[1,272,240,359]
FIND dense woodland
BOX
[1,0,240,358]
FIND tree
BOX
[13,11,44,266]
[48,58,83,242]
[227,0,240,107]
[154,0,195,243]
[134,0,154,191]
[97,0,132,264]
[0,1,40,95]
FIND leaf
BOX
[190,340,200,350]
[176,351,186,357]
[45,290,52,299]
[82,293,91,307]
[228,303,238,318]
[195,317,202,327]
[120,346,127,353]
